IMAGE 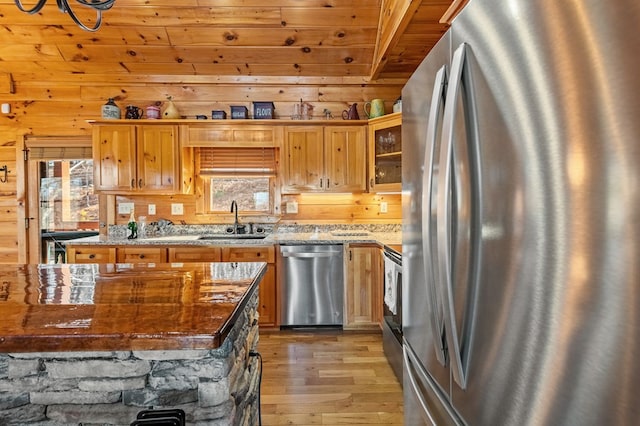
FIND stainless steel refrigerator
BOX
[402,0,640,424]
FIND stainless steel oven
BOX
[382,245,403,384]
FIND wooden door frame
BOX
[16,137,27,263]
[23,135,93,264]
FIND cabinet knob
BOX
[89,254,95,259]
[139,254,145,259]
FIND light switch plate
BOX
[118,202,134,215]
[171,203,184,215]
[380,202,388,213]
[148,204,156,215]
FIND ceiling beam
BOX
[369,0,422,81]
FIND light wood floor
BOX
[257,329,404,425]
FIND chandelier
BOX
[14,0,116,32]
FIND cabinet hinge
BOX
[23,148,29,161]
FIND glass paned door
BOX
[374,124,402,185]
[39,160,99,263]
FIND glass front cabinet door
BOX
[368,112,402,192]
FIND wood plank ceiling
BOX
[0,0,453,83]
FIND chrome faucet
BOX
[230,200,239,233]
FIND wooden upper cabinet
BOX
[93,123,181,194]
[324,126,367,192]
[368,112,402,192]
[182,124,281,147]
[281,126,324,193]
[93,125,136,193]
[281,125,367,193]
[136,125,180,192]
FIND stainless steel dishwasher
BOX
[279,244,344,327]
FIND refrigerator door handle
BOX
[437,42,472,390]
[403,345,437,426]
[421,64,448,366]
[404,342,464,426]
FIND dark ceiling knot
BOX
[344,57,353,63]
[127,50,137,57]
[176,57,183,63]
[285,37,295,46]
[301,47,311,53]
[336,31,345,38]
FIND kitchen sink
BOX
[198,234,267,240]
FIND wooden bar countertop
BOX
[0,262,266,353]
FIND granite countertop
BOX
[0,262,266,353]
[65,231,402,249]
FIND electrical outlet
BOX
[380,201,388,213]
[118,202,134,215]
[148,204,156,215]
[171,203,184,215]
[286,201,298,214]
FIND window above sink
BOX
[195,147,279,218]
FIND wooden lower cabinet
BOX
[343,244,383,330]
[167,246,222,262]
[66,246,116,264]
[222,246,278,328]
[116,247,167,264]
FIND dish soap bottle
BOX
[127,210,138,239]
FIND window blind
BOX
[28,146,93,160]
[25,136,92,160]
[197,147,276,175]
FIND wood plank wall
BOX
[0,78,404,140]
[0,146,21,262]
